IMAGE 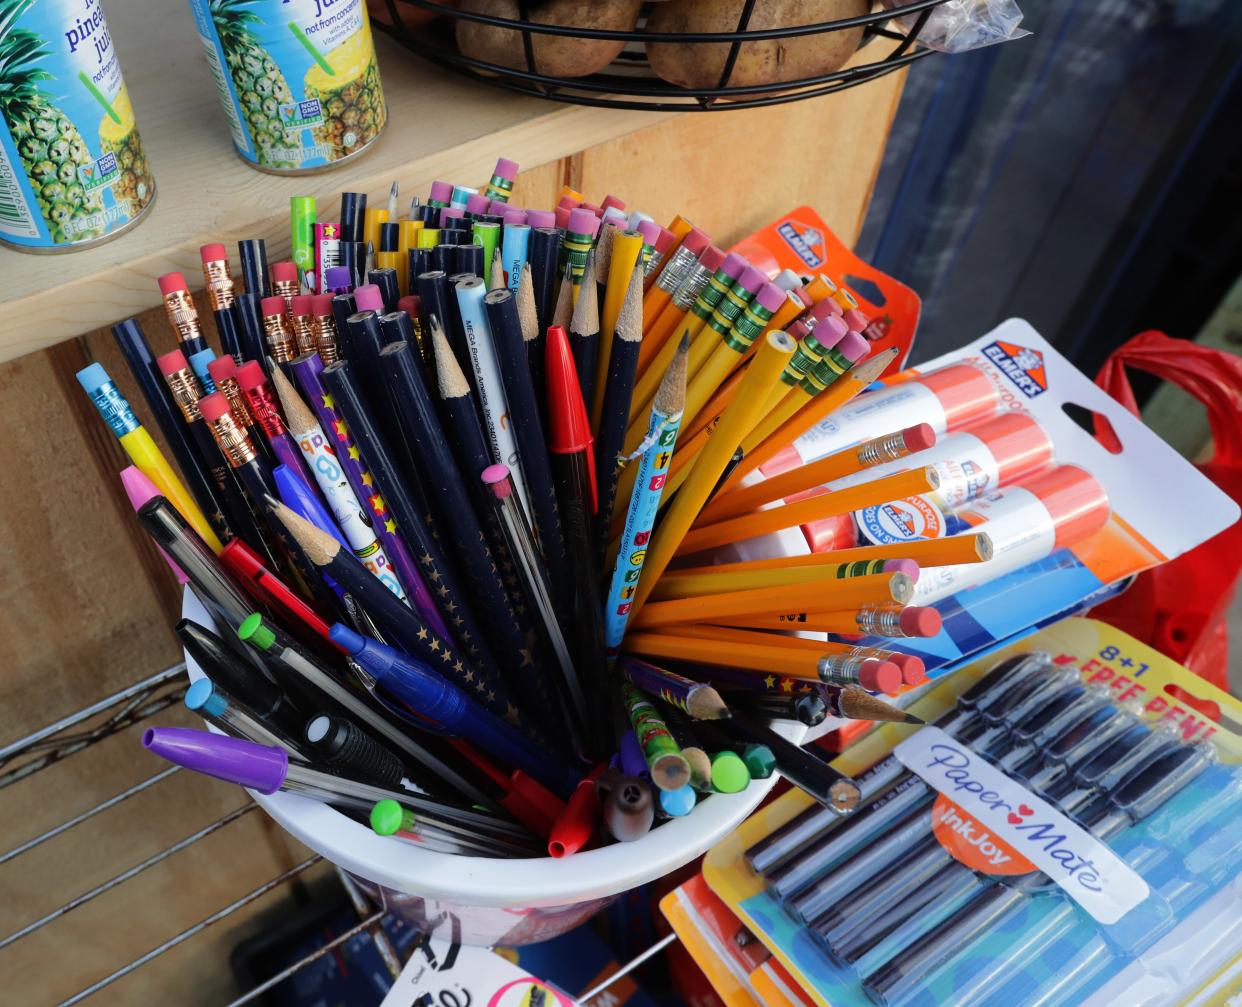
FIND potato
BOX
[456,0,642,78]
[646,0,868,95]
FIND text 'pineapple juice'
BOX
[189,0,386,174]
[0,0,155,252]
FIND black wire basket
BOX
[372,1,954,111]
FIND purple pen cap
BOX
[428,180,453,204]
[882,558,920,583]
[719,252,748,280]
[143,726,287,794]
[755,281,787,315]
[838,331,871,363]
[466,193,490,215]
[737,265,768,294]
[619,729,648,779]
[481,463,513,498]
[352,284,384,313]
[525,209,556,229]
[120,466,189,584]
[323,266,352,291]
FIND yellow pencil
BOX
[629,331,795,622]
[592,229,645,429]
[648,558,911,600]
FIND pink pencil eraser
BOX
[198,392,232,424]
[602,194,626,212]
[270,261,298,283]
[466,193,490,215]
[353,284,384,313]
[636,219,661,245]
[737,265,767,294]
[654,226,676,254]
[680,227,711,257]
[811,298,843,323]
[156,348,189,377]
[900,607,942,638]
[120,467,189,584]
[157,272,188,296]
[843,308,869,333]
[699,245,726,273]
[755,281,786,314]
[567,208,600,238]
[489,199,512,216]
[311,293,335,315]
[206,355,237,384]
[493,157,519,181]
[526,210,556,229]
[816,315,849,348]
[481,463,513,497]
[554,206,572,229]
[720,253,748,280]
[903,423,937,453]
[895,653,927,687]
[859,660,902,695]
[429,180,453,203]
[838,332,870,363]
[882,558,920,582]
[260,295,287,317]
[235,360,267,391]
[290,294,314,316]
[503,209,528,227]
[199,243,227,263]
[557,194,580,210]
[440,206,465,222]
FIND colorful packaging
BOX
[0,0,155,251]
[188,0,386,174]
[703,619,1242,1007]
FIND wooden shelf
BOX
[0,0,675,364]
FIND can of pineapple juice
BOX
[188,0,387,175]
[0,0,155,253]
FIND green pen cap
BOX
[237,613,275,650]
[739,743,777,780]
[370,799,405,836]
[291,196,317,271]
[710,750,750,794]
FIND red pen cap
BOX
[219,539,336,646]
[548,767,606,858]
[270,261,298,284]
[509,770,567,838]
[290,294,314,317]
[157,272,188,296]
[545,326,592,455]
[234,360,269,392]
[156,348,191,377]
[260,295,287,317]
[206,354,237,385]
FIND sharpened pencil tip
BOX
[904,713,925,725]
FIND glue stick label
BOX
[896,727,1148,923]
[793,382,947,465]
[912,486,1057,603]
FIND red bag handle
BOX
[1095,330,1242,464]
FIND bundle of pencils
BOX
[79,162,947,859]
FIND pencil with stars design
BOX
[289,351,448,642]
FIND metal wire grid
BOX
[0,668,677,1004]
[376,0,950,111]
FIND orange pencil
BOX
[642,226,710,332]
[721,348,898,494]
[718,605,943,638]
[700,423,936,524]
[679,466,940,554]
[643,214,694,292]
[630,572,914,628]
[640,244,726,370]
[649,557,919,600]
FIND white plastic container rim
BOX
[181,588,816,909]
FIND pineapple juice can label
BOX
[0,0,156,252]
[189,0,386,174]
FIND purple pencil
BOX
[618,657,731,720]
[289,351,450,641]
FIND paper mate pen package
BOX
[702,619,1242,1007]
[0,0,156,252]
[187,0,385,174]
[737,319,1238,679]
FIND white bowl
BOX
[181,589,809,944]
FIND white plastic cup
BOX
[181,589,803,945]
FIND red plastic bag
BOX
[1090,331,1242,689]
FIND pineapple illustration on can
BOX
[0,0,156,253]
[189,0,386,174]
